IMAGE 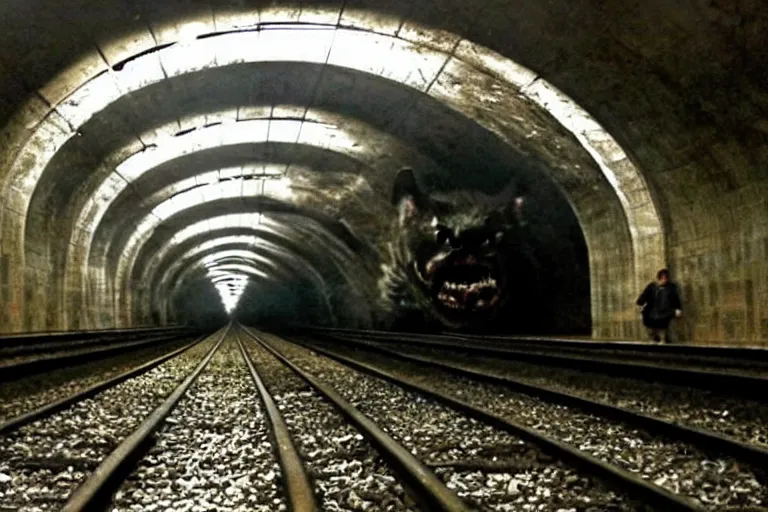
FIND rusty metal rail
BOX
[61,327,228,512]
[305,332,768,469]
[240,326,474,512]
[0,332,196,382]
[285,333,706,512]
[0,335,205,435]
[302,328,768,401]
[234,330,318,512]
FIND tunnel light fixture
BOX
[115,213,271,288]
[150,225,339,318]
[121,182,292,263]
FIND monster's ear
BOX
[392,168,428,224]
[488,178,528,225]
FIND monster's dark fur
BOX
[378,169,540,332]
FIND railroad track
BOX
[288,329,768,510]
[0,326,194,353]
[299,325,768,370]
[305,326,768,365]
[0,328,198,383]
[299,327,768,401]
[3,324,765,510]
[297,330,768,448]
[297,332,768,463]
[3,326,463,511]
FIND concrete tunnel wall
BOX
[0,0,765,343]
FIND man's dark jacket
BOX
[636,282,682,328]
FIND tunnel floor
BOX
[1,325,767,511]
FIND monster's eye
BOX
[435,225,452,245]
[480,231,498,248]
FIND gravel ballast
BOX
[242,334,418,512]
[267,335,646,512]
[393,344,768,449]
[110,337,284,512]
[331,344,768,510]
[0,337,196,423]
[0,334,218,511]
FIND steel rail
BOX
[0,335,206,435]
[285,335,706,512]
[442,331,768,362]
[0,330,190,358]
[0,325,193,347]
[294,325,768,366]
[323,331,768,401]
[433,335,768,373]
[234,331,318,512]
[240,327,474,512]
[304,333,768,469]
[61,326,229,512]
[0,333,191,382]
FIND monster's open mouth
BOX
[427,257,502,313]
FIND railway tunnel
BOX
[0,0,764,342]
[1,1,768,511]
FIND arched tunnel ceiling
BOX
[175,247,327,312]
[121,207,374,325]
[170,243,333,301]
[148,227,354,306]
[0,0,765,339]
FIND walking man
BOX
[636,268,683,343]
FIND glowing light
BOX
[204,252,273,314]
[201,250,279,268]
[207,263,271,276]
[210,273,249,313]
[142,214,286,282]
